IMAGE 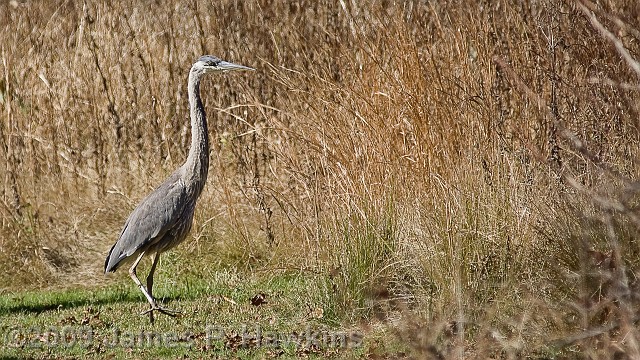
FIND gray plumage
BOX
[104,55,253,322]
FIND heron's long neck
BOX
[183,70,210,196]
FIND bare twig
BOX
[576,1,640,78]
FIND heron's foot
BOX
[141,305,182,319]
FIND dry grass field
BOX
[2,0,640,358]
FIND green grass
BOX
[0,265,379,359]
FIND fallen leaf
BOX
[250,293,267,306]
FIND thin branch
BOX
[576,1,640,78]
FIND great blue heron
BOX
[104,55,254,323]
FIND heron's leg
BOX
[147,252,159,299]
[129,252,179,323]
[128,251,157,307]
[138,252,181,321]
[146,252,159,323]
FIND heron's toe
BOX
[141,305,182,318]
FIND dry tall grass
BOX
[2,0,640,356]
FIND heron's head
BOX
[192,55,254,75]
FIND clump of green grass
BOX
[330,201,397,317]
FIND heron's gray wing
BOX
[105,171,189,272]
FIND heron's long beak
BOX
[214,61,255,72]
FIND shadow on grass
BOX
[0,279,215,316]
[0,287,141,316]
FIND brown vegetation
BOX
[2,0,640,357]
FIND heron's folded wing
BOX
[105,171,189,272]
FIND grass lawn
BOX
[0,261,392,359]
